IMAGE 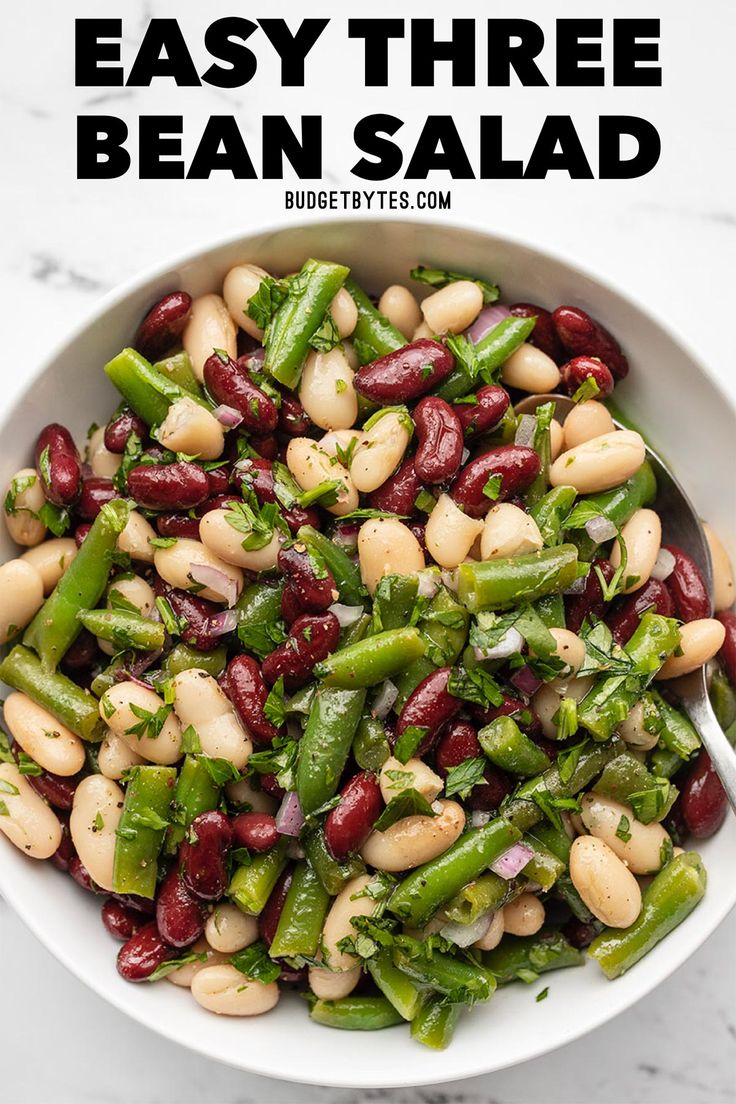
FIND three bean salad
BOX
[1,258,734,1049]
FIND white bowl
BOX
[1,220,734,1088]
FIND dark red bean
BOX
[259,773,285,800]
[324,772,383,861]
[156,493,238,539]
[434,720,482,774]
[102,898,144,942]
[552,305,629,381]
[204,353,278,433]
[467,766,513,813]
[681,750,728,839]
[28,770,79,811]
[35,423,82,507]
[397,668,461,754]
[117,921,176,982]
[68,856,100,893]
[471,694,542,737]
[509,303,565,363]
[716,611,736,686]
[453,385,510,437]
[154,581,222,651]
[280,585,304,626]
[126,461,209,511]
[206,465,231,496]
[606,578,675,646]
[251,434,280,460]
[134,291,192,362]
[561,917,600,949]
[565,559,615,634]
[234,457,319,533]
[74,522,92,547]
[408,521,427,554]
[450,445,540,518]
[368,457,422,515]
[663,545,710,623]
[560,356,615,399]
[50,818,75,872]
[262,612,341,690]
[179,811,232,901]
[277,545,337,614]
[278,393,311,435]
[259,868,293,947]
[111,892,157,916]
[353,340,455,403]
[279,964,308,988]
[104,409,148,454]
[77,477,116,520]
[156,868,206,947]
[413,396,464,485]
[225,654,282,745]
[61,628,98,673]
[232,811,280,853]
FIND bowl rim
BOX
[1,215,735,1088]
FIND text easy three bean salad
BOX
[1,258,735,1049]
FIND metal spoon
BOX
[515,393,736,811]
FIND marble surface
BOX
[1,0,735,1100]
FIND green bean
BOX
[534,593,566,628]
[152,351,203,396]
[339,611,372,649]
[353,713,391,772]
[234,579,284,627]
[419,585,470,665]
[436,316,536,402]
[392,657,436,712]
[373,573,418,631]
[228,839,289,915]
[410,995,462,1050]
[592,750,677,823]
[366,949,422,1020]
[0,645,104,742]
[165,755,220,854]
[479,716,552,777]
[24,499,130,669]
[344,278,405,363]
[105,348,206,426]
[269,861,330,960]
[315,628,426,689]
[589,853,707,979]
[265,259,350,389]
[521,834,566,890]
[650,746,685,780]
[309,996,404,1031]
[89,655,129,699]
[648,689,701,760]
[393,943,496,1002]
[285,683,316,717]
[303,827,366,895]
[444,872,508,924]
[162,643,227,678]
[457,545,581,614]
[525,405,554,506]
[482,931,584,984]
[530,486,577,547]
[571,461,657,560]
[296,687,366,815]
[527,820,572,864]
[297,525,364,607]
[709,667,736,731]
[112,765,177,898]
[78,609,165,652]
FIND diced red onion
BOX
[275,791,305,837]
[213,404,244,429]
[372,679,398,720]
[440,908,495,948]
[119,673,155,691]
[417,571,440,599]
[245,347,266,368]
[584,515,618,543]
[332,521,360,554]
[509,665,543,697]
[651,547,676,581]
[490,841,534,879]
[208,609,239,636]
[465,304,511,345]
[471,810,491,828]
[474,627,524,661]
[329,602,364,628]
[189,563,239,608]
[563,575,588,596]
[514,414,538,448]
[116,649,162,684]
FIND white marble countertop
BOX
[1,1,735,1101]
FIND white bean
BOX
[532,675,594,739]
[425,494,484,570]
[69,775,124,890]
[157,397,224,461]
[502,343,561,392]
[349,411,412,494]
[199,509,282,572]
[378,285,422,339]
[480,503,543,560]
[97,574,157,656]
[0,559,44,644]
[421,281,483,335]
[100,681,182,765]
[412,321,433,341]
[357,518,425,595]
[569,834,642,928]
[549,430,646,494]
[172,668,251,771]
[379,756,443,805]
[87,426,121,479]
[167,937,227,987]
[317,874,376,972]
[205,903,259,954]
[118,511,156,563]
[222,263,270,341]
[308,964,361,1001]
[225,776,277,814]
[703,522,735,612]
[617,701,659,751]
[286,438,358,517]
[547,628,586,676]
[656,619,726,680]
[20,538,77,596]
[609,508,661,594]
[0,763,62,859]
[549,418,564,462]
[318,429,366,459]
[4,468,47,546]
[562,401,615,450]
[502,893,545,936]
[191,963,279,1016]
[330,287,358,338]
[98,729,145,779]
[580,793,670,875]
[154,537,243,603]
[183,294,237,382]
[473,909,505,951]
[298,348,358,431]
[3,693,85,777]
[361,800,465,872]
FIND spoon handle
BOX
[677,673,736,814]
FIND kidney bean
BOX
[413,397,464,485]
[552,306,629,381]
[560,356,615,399]
[663,545,710,623]
[74,523,92,547]
[467,766,513,812]
[279,964,308,988]
[471,694,542,737]
[259,867,293,947]
[397,667,461,754]
[278,393,311,435]
[28,770,79,811]
[277,545,337,614]
[35,423,82,507]
[111,892,157,916]
[279,585,303,626]
[68,856,100,893]
[606,578,675,645]
[102,898,144,942]
[561,917,600,949]
[353,339,455,402]
[126,461,209,511]
[156,868,206,947]
[681,750,728,839]
[251,434,280,460]
[565,559,615,633]
[117,921,176,982]
[509,303,565,363]
[262,612,341,690]
[367,457,422,515]
[434,720,482,774]
[179,810,232,901]
[134,291,192,362]
[225,655,282,745]
[453,385,510,436]
[408,521,427,554]
[206,465,231,496]
[450,445,540,518]
[154,581,222,651]
[77,477,116,520]
[61,628,98,673]
[104,409,148,454]
[716,611,736,686]
[234,458,319,534]
[259,773,285,800]
[232,811,280,853]
[156,494,238,540]
[204,353,278,433]
[324,771,383,861]
[50,818,75,872]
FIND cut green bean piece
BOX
[444,872,508,925]
[521,834,566,890]
[297,525,364,607]
[393,944,496,1002]
[528,820,572,864]
[592,750,677,823]
[234,580,284,627]
[303,828,366,895]
[309,996,404,1031]
[411,996,462,1050]
[392,657,436,713]
[105,348,206,426]
[353,713,391,772]
[112,765,177,898]
[228,839,289,915]
[479,716,551,777]
[649,690,701,760]
[163,643,227,679]
[0,645,104,742]
[297,687,366,816]
[315,628,426,689]
[78,609,165,652]
[265,259,350,389]
[165,755,221,854]
[345,278,405,363]
[269,862,330,960]
[530,486,577,548]
[571,462,657,561]
[457,545,581,613]
[366,949,422,1021]
[709,668,736,731]
[373,574,418,632]
[436,316,536,402]
[483,931,584,984]
[152,351,203,396]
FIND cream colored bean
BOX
[361,800,465,872]
[199,509,282,573]
[358,517,425,595]
[3,693,85,777]
[656,619,726,680]
[118,511,156,563]
[318,429,366,459]
[480,503,543,560]
[0,559,44,644]
[318,874,376,971]
[4,468,47,546]
[330,287,358,338]
[157,397,224,461]
[412,320,433,340]
[532,675,594,739]
[21,538,77,595]
[378,284,422,339]
[580,793,670,875]
[549,430,646,494]
[473,909,505,951]
[154,537,243,603]
[569,835,642,928]
[222,263,270,341]
[191,963,279,1016]
[206,903,259,954]
[97,574,157,656]
[502,343,561,393]
[562,401,615,450]
[98,729,145,779]
[379,756,443,804]
[421,281,484,335]
[183,293,237,382]
[617,701,659,751]
[225,776,277,814]
[350,412,412,494]
[167,938,227,987]
[425,493,483,570]
[547,628,586,676]
[703,522,735,612]
[308,963,362,1001]
[298,348,358,431]
[69,775,124,890]
[549,418,564,462]
[609,509,661,594]
[0,763,62,859]
[87,426,121,479]
[502,893,545,937]
[286,438,358,517]
[173,668,252,771]
[100,682,182,765]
